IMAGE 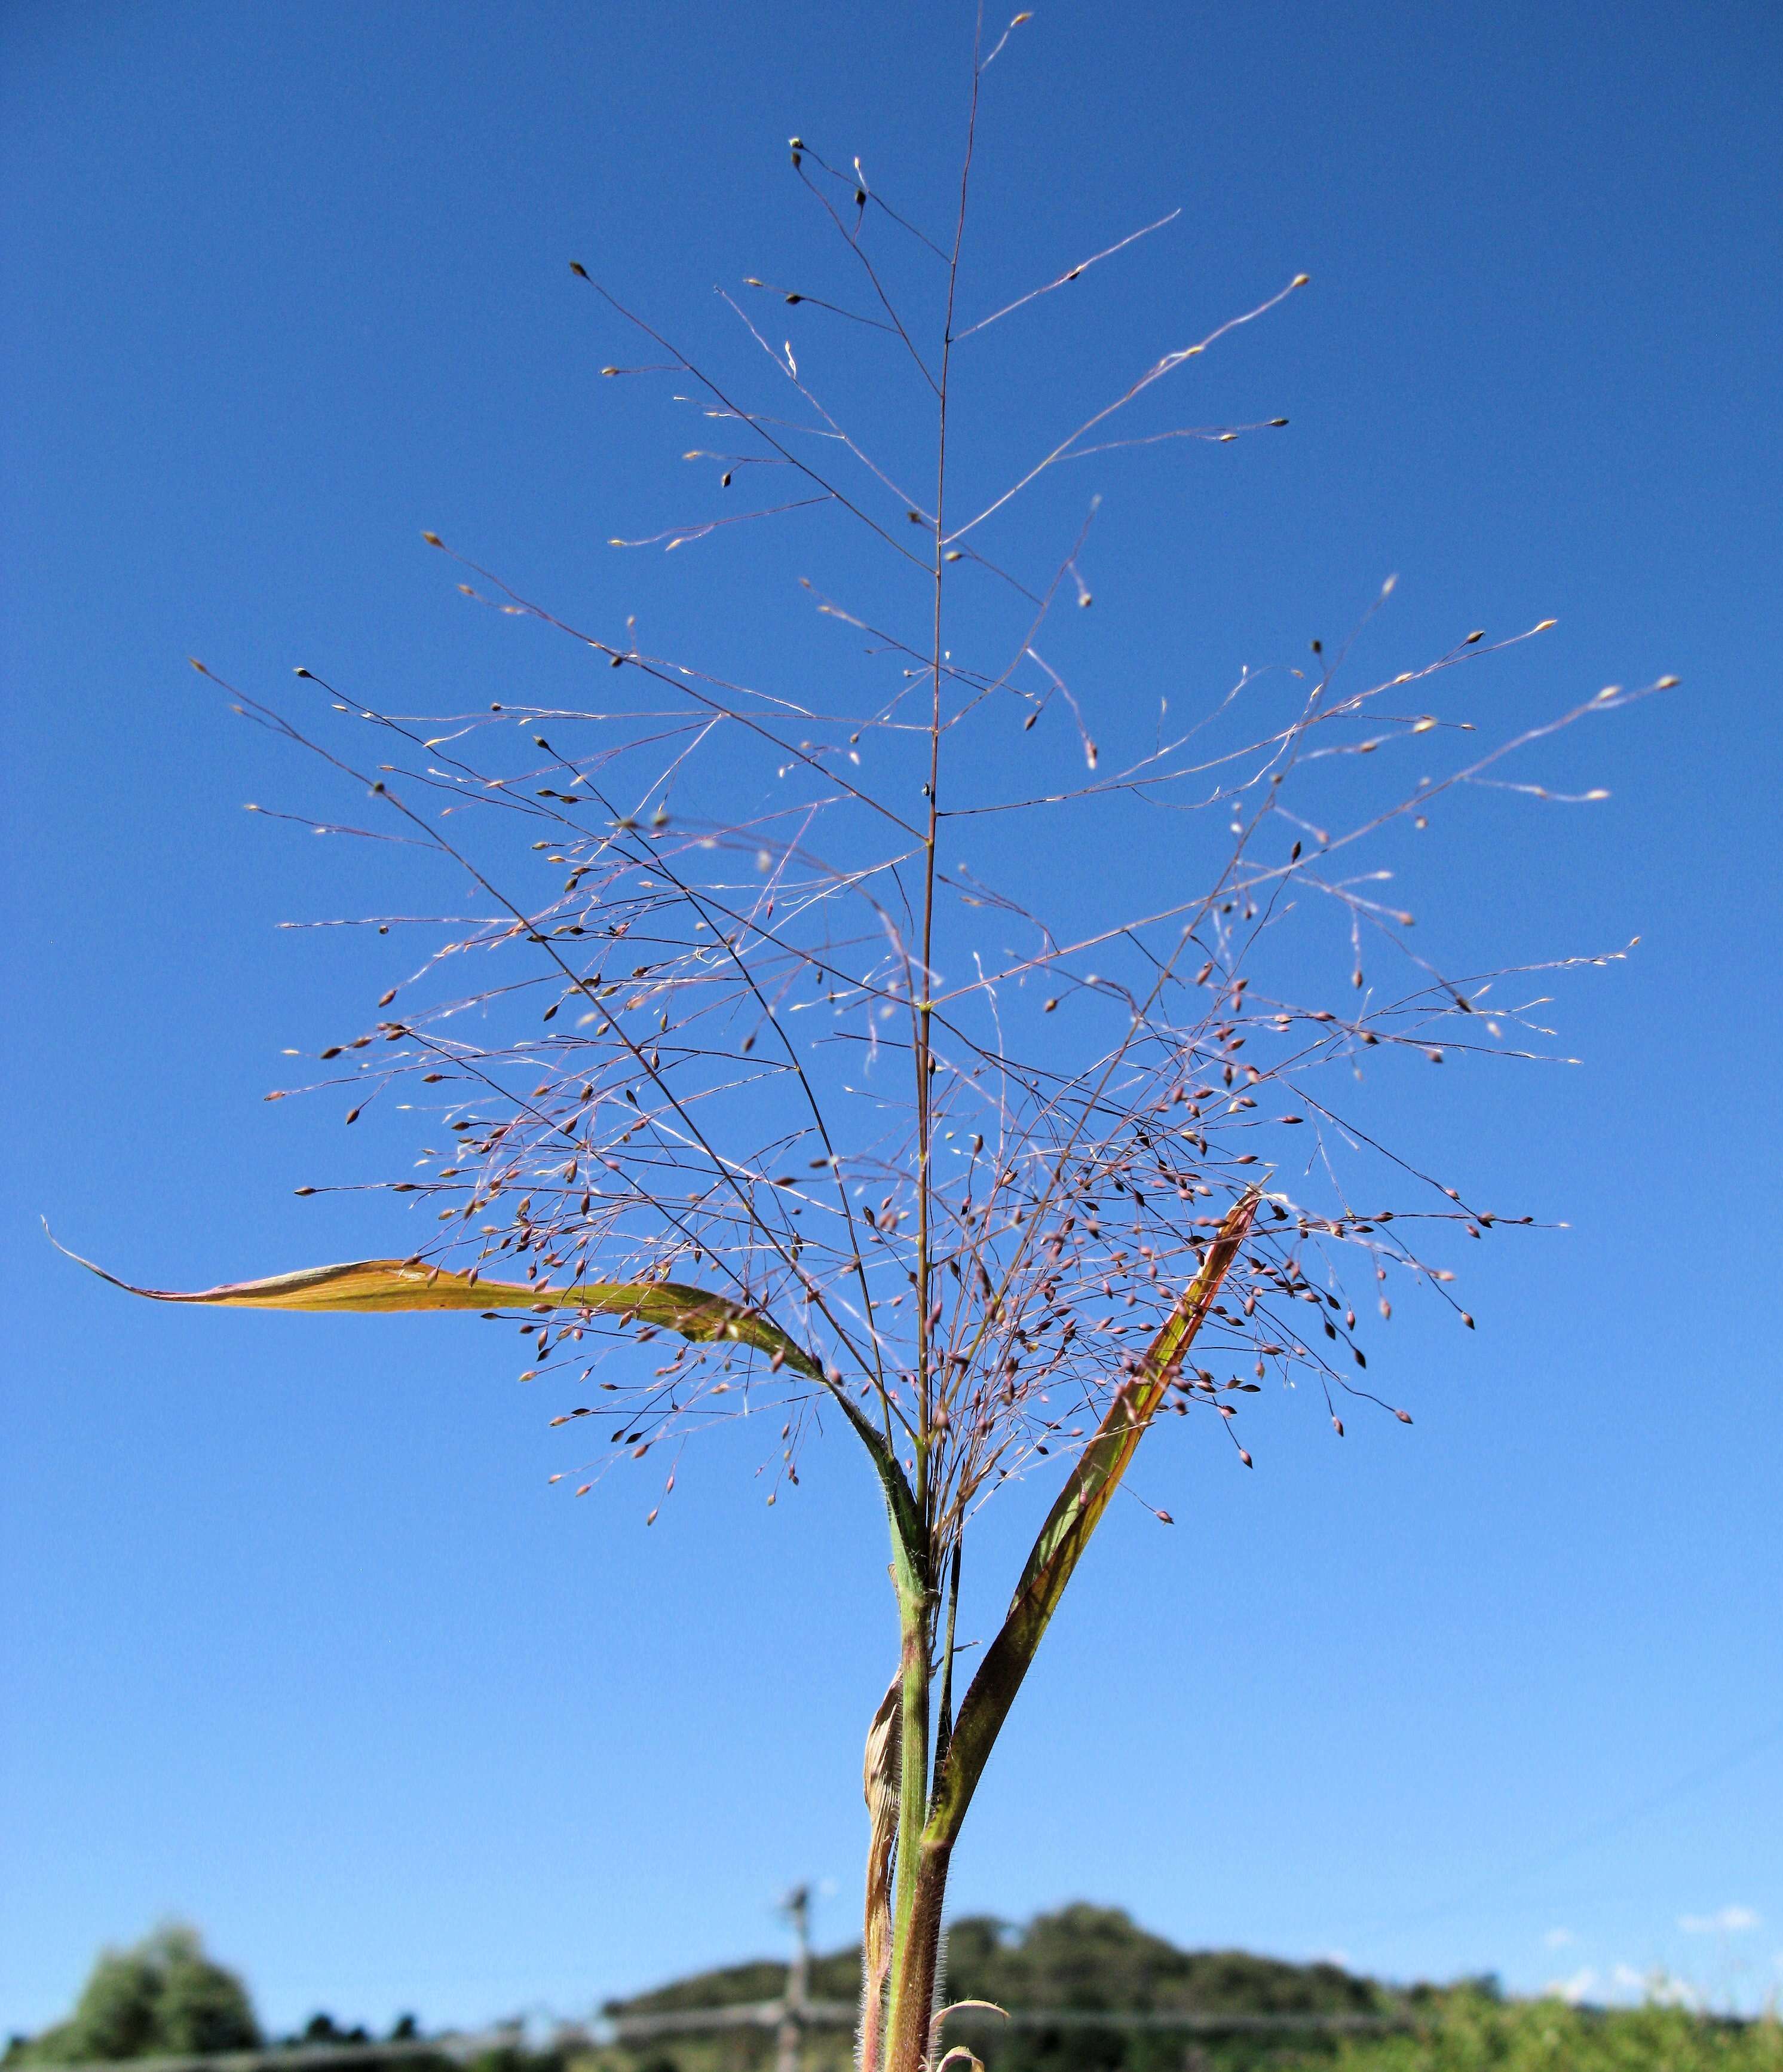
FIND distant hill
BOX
[610,1903,1385,2022]
[605,1904,1396,2072]
[942,1906,1384,2018]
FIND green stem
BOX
[886,1569,932,2002]
[883,1838,952,2072]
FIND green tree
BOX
[19,1927,260,2063]
[152,1933,262,2058]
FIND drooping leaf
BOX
[52,1236,825,1378]
[54,1224,924,1561]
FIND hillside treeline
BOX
[603,1905,1779,2072]
[10,1910,1779,2072]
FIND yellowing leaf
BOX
[53,1237,823,1377]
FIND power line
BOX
[1362,1712,1783,1938]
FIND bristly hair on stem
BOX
[79,15,1673,2072]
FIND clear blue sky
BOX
[3,0,1779,2039]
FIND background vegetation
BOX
[11,1912,1777,2072]
[5,1929,259,2064]
[599,1908,1777,2072]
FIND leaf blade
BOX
[927,1188,1260,1841]
[52,1235,825,1376]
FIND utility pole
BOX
[774,1886,811,2072]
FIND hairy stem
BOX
[884,1836,952,2072]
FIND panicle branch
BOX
[215,49,1668,1544]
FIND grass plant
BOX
[72,17,1673,2072]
